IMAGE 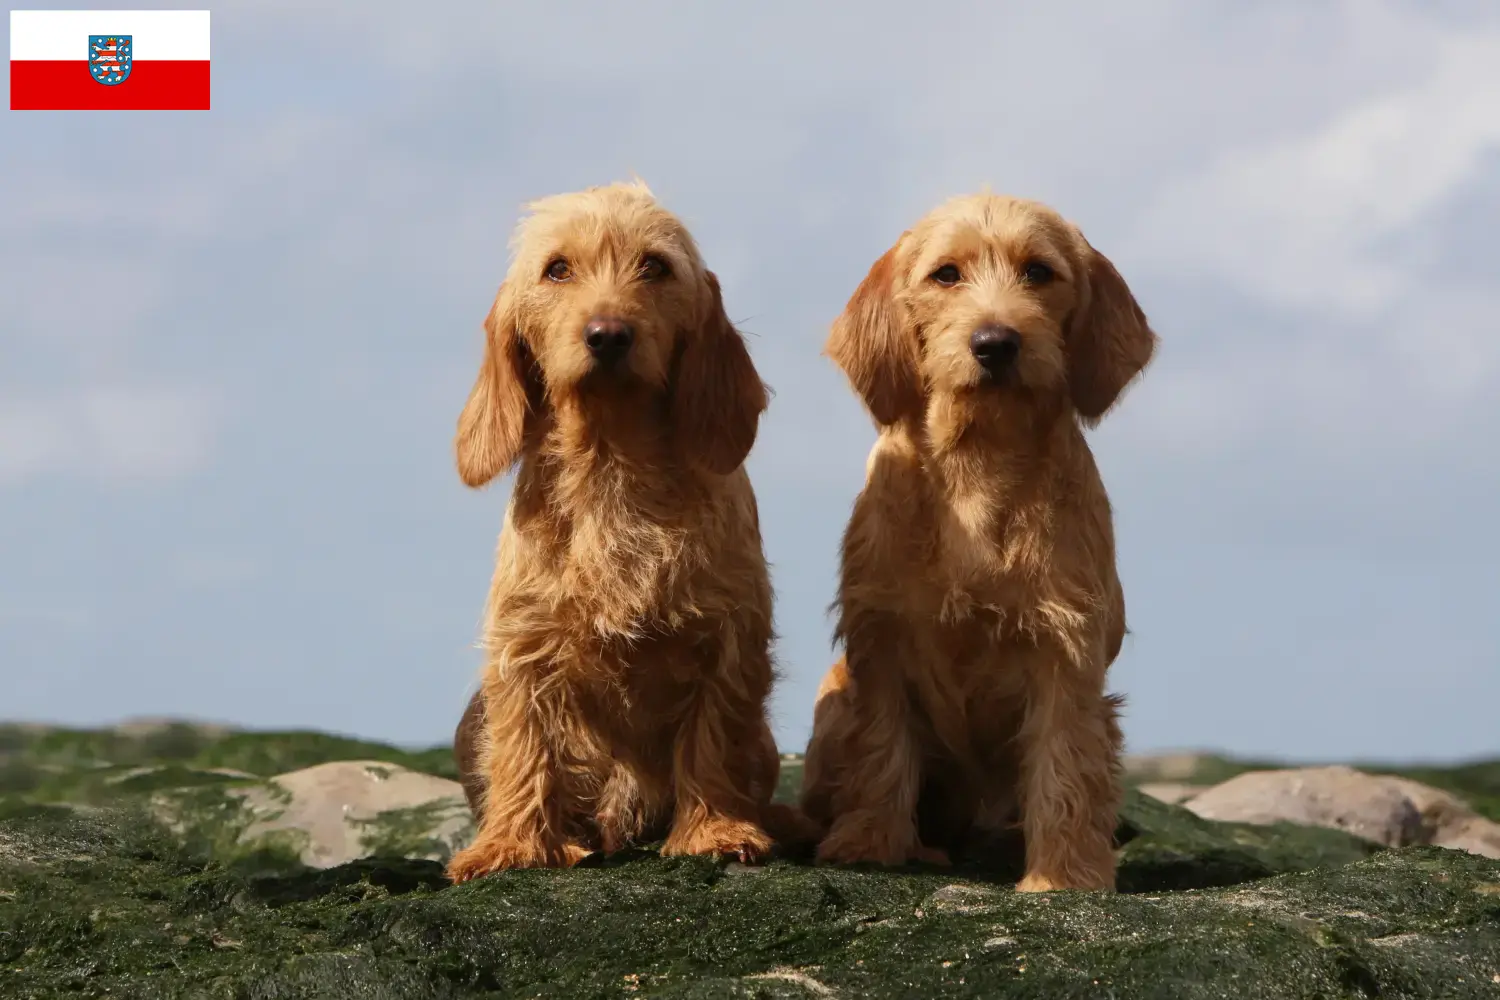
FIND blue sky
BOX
[2,1,1497,761]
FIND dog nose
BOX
[584,316,634,364]
[970,326,1022,370]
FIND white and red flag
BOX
[10,9,210,110]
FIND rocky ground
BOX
[1,720,1498,998]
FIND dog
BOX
[799,192,1157,892]
[444,181,803,882]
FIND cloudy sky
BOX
[3,0,1497,762]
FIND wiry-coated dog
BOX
[800,192,1157,892]
[445,182,801,882]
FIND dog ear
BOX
[825,241,923,426]
[670,270,769,476]
[454,282,542,487]
[1067,237,1158,424]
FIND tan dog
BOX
[800,192,1157,892]
[445,181,802,882]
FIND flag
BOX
[10,10,210,111]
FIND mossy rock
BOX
[1120,752,1500,825]
[0,722,458,794]
[4,725,1498,997]
[4,789,1498,998]
[6,722,1495,822]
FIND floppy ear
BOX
[824,241,923,426]
[454,282,541,487]
[1067,238,1159,424]
[670,270,770,476]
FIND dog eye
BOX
[544,259,572,282]
[929,264,962,286]
[638,254,671,281]
[1022,261,1055,285]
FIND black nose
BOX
[969,325,1021,371]
[584,316,634,364]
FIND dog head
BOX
[826,193,1157,429]
[455,181,768,485]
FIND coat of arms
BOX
[88,35,132,86]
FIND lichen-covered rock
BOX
[0,721,459,791]
[1381,776,1500,860]
[4,725,1499,997]
[0,800,1497,999]
[1186,766,1500,858]
[1440,817,1500,861]
[232,760,474,869]
[1185,766,1425,847]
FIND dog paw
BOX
[762,802,823,849]
[914,843,953,867]
[815,815,920,867]
[1016,869,1114,893]
[662,816,773,864]
[1015,873,1061,893]
[445,836,591,883]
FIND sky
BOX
[2,0,1497,762]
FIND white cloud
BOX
[1092,9,1500,455]
[1128,26,1500,319]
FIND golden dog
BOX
[800,192,1157,892]
[445,181,802,882]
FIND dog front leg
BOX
[812,616,945,867]
[594,762,672,854]
[445,659,591,882]
[661,627,775,863]
[1015,643,1123,892]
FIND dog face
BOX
[507,183,704,395]
[455,182,768,485]
[826,193,1157,427]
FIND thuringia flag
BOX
[10,10,211,110]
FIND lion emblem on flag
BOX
[88,35,132,86]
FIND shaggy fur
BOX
[800,192,1158,892]
[445,181,805,883]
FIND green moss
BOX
[0,723,459,788]
[187,732,458,781]
[138,781,310,878]
[353,799,474,864]
[1114,787,1380,892]
[0,760,43,795]
[4,725,1498,998]
[1,803,1497,999]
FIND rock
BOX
[1137,781,1205,805]
[1381,775,1474,829]
[1123,752,1213,781]
[1437,815,1500,859]
[918,883,1006,916]
[104,764,258,785]
[1377,775,1500,859]
[1,800,1497,999]
[6,728,1500,995]
[0,720,462,783]
[233,760,474,868]
[1183,766,1500,858]
[1184,765,1425,847]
